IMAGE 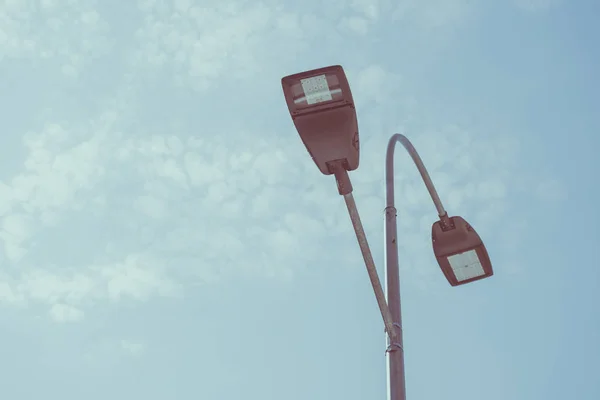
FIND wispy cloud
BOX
[1,0,111,75]
[0,0,565,323]
[49,302,84,322]
[392,0,474,29]
[121,339,145,356]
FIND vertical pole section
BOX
[385,136,408,400]
[385,204,406,400]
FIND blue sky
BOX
[0,0,598,399]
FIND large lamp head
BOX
[432,216,494,286]
[281,65,359,175]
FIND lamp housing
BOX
[432,216,493,286]
[282,65,359,175]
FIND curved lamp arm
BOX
[385,133,448,219]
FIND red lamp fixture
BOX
[432,216,494,286]
[281,65,360,176]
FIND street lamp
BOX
[281,65,494,400]
[281,65,396,339]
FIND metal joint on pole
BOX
[385,206,397,219]
[386,343,404,353]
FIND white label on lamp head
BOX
[301,75,333,104]
[448,249,485,282]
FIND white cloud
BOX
[0,253,181,317]
[121,339,146,356]
[338,16,370,36]
[19,268,96,305]
[350,0,381,20]
[392,0,473,29]
[49,303,84,322]
[130,1,279,89]
[135,195,168,219]
[84,337,146,365]
[0,182,12,217]
[0,0,111,73]
[101,254,182,302]
[0,277,23,305]
[1,212,34,262]
[349,64,402,109]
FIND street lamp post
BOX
[384,134,494,400]
[281,65,494,400]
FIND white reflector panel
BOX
[301,75,333,104]
[447,249,485,282]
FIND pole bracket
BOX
[386,342,403,353]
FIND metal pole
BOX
[385,134,448,400]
